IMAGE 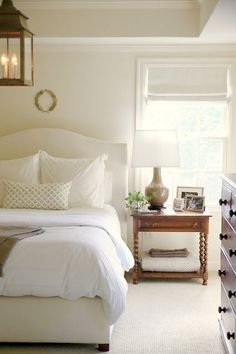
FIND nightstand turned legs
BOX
[199,232,208,285]
[133,231,139,284]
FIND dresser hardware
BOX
[219,199,227,206]
[218,270,226,276]
[218,306,227,313]
[228,290,236,298]
[229,209,236,217]
[227,332,235,340]
[219,233,228,240]
[229,249,236,257]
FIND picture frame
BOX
[176,186,204,199]
[184,195,205,212]
[173,198,185,212]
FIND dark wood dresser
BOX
[219,174,236,354]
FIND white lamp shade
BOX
[131,130,180,167]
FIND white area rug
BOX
[0,273,225,354]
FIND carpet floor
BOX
[0,273,225,354]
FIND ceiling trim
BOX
[34,37,236,55]
[15,1,199,10]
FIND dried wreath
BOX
[34,89,57,113]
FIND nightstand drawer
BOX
[138,217,204,232]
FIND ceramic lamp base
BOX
[145,167,169,209]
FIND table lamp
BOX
[131,130,180,210]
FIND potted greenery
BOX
[125,191,150,212]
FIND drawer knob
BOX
[228,290,236,298]
[219,199,227,206]
[219,233,228,240]
[218,269,226,276]
[229,209,236,217]
[229,249,236,257]
[218,306,227,313]
[227,332,235,340]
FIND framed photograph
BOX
[176,186,204,199]
[173,198,185,212]
[184,195,205,212]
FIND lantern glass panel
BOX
[9,37,20,80]
[0,33,20,80]
[24,32,32,83]
[0,38,7,79]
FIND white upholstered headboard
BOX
[0,128,128,237]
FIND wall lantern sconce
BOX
[0,0,34,86]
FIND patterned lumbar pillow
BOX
[2,180,72,210]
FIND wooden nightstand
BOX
[132,210,212,285]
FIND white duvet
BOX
[0,205,134,325]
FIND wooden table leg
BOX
[133,230,139,284]
[199,232,208,285]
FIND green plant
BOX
[125,191,150,210]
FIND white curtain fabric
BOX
[147,66,229,101]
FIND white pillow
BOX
[40,151,107,208]
[3,180,72,210]
[0,153,40,206]
[104,171,113,204]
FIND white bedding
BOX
[0,205,134,325]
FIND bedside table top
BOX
[131,208,212,218]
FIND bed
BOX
[0,128,134,352]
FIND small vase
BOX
[133,201,141,212]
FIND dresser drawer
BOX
[221,218,236,272]
[220,249,236,314]
[221,184,232,224]
[229,192,236,233]
[220,285,236,353]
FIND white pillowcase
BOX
[40,151,107,208]
[3,180,72,210]
[0,153,40,207]
[104,171,113,204]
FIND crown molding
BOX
[34,37,236,55]
[15,1,199,10]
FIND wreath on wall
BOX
[34,89,57,113]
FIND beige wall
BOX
[0,49,135,141]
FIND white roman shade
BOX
[147,66,230,101]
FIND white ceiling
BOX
[199,0,236,43]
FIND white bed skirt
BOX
[0,296,112,344]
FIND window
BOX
[136,62,230,206]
